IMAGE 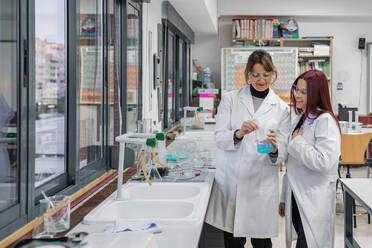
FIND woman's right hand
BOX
[279,202,285,217]
[235,120,259,139]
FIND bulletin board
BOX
[221,47,298,102]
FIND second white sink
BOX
[122,183,200,200]
[98,201,193,219]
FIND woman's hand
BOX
[292,128,303,140]
[236,120,258,139]
[278,202,285,217]
[267,129,278,153]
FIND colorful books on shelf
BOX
[298,59,330,77]
[232,18,278,40]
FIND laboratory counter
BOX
[67,170,216,248]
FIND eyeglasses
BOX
[292,85,307,95]
[248,71,272,79]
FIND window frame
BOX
[0,0,141,239]
[162,20,191,130]
[0,0,29,238]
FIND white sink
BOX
[83,182,211,224]
[97,201,193,220]
[122,183,200,200]
[84,232,158,248]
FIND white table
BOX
[340,179,372,248]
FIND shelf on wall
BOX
[232,38,333,42]
[298,55,331,58]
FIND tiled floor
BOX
[244,166,372,248]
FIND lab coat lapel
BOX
[290,112,304,134]
[254,89,277,118]
[238,86,255,116]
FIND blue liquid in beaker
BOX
[257,143,274,154]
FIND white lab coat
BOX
[205,85,291,237]
[281,112,341,248]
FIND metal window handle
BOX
[23,39,28,88]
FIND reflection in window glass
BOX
[0,0,18,210]
[108,0,120,146]
[167,32,174,127]
[127,5,139,132]
[34,0,66,187]
[177,39,183,119]
[79,0,103,168]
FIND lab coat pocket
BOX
[259,163,278,194]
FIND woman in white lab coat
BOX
[279,70,341,248]
[205,50,291,248]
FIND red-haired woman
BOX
[279,70,341,248]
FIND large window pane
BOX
[34,0,66,187]
[79,0,103,168]
[0,0,18,210]
[127,5,139,132]
[108,0,120,145]
[177,39,183,119]
[167,32,175,127]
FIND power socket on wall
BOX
[358,38,366,49]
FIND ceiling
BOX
[168,0,218,34]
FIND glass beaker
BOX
[143,118,152,133]
[255,127,274,154]
[40,195,71,235]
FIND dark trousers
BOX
[292,194,308,248]
[223,231,272,248]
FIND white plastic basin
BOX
[97,201,193,220]
[84,232,158,248]
[122,183,200,200]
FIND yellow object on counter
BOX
[141,153,152,186]
[194,111,201,124]
[152,147,166,167]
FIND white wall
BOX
[218,0,372,17]
[298,20,372,114]
[191,33,220,88]
[142,1,163,129]
[215,17,372,114]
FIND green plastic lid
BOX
[146,138,157,147]
[197,107,203,112]
[128,107,133,111]
[155,132,165,141]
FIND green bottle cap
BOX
[156,132,165,141]
[197,107,203,112]
[146,138,157,147]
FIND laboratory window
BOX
[0,0,137,240]
[163,24,191,129]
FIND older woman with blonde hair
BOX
[206,50,291,248]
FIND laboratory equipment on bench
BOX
[182,106,204,134]
[115,133,167,200]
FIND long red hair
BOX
[290,70,340,132]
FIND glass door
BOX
[34,0,67,187]
[0,0,27,235]
[78,0,105,170]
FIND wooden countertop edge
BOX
[0,169,117,248]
